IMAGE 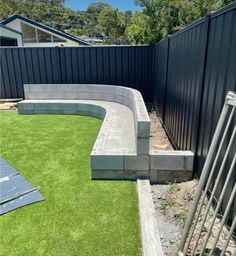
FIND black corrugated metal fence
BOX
[0,45,154,101]
[153,3,236,218]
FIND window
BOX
[21,21,67,44]
[37,29,52,42]
[52,35,66,43]
[21,22,37,43]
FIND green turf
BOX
[0,111,141,256]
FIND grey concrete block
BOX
[137,180,164,256]
[62,103,77,111]
[65,92,79,100]
[91,170,136,180]
[19,110,33,114]
[25,92,38,100]
[22,103,34,110]
[17,103,23,113]
[91,155,124,170]
[150,150,194,170]
[149,169,193,184]
[103,93,116,102]
[32,110,51,114]
[90,111,103,119]
[23,84,30,92]
[124,155,149,171]
[77,103,91,114]
[77,92,92,100]
[135,171,149,179]
[33,103,49,110]
[47,103,62,111]
[137,139,149,155]
[90,104,102,114]
[138,121,150,138]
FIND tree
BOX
[131,0,235,44]
[125,12,157,44]
[0,2,13,20]
[98,8,127,43]
[87,2,111,13]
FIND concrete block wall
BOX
[24,84,150,155]
[149,150,194,183]
[19,84,194,182]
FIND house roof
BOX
[0,23,22,35]
[1,14,91,46]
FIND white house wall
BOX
[0,26,23,46]
[5,18,81,47]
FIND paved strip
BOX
[137,179,164,256]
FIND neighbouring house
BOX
[79,35,104,45]
[0,24,23,46]
[1,14,91,47]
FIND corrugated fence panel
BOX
[196,5,236,218]
[153,38,169,120]
[163,17,209,153]
[152,3,236,219]
[197,6,236,171]
[0,46,153,101]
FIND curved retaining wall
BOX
[24,84,150,155]
[18,84,194,182]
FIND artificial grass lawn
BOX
[0,111,141,256]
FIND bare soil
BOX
[152,181,198,255]
[149,110,173,150]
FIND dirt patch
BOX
[152,180,198,255]
[152,181,236,255]
[149,110,173,150]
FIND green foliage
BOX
[125,12,157,44]
[0,2,13,20]
[98,8,128,43]
[0,111,141,256]
[87,2,111,13]
[127,0,235,44]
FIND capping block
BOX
[149,150,194,170]
[149,150,194,183]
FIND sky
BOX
[64,0,141,12]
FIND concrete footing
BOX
[137,179,164,256]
